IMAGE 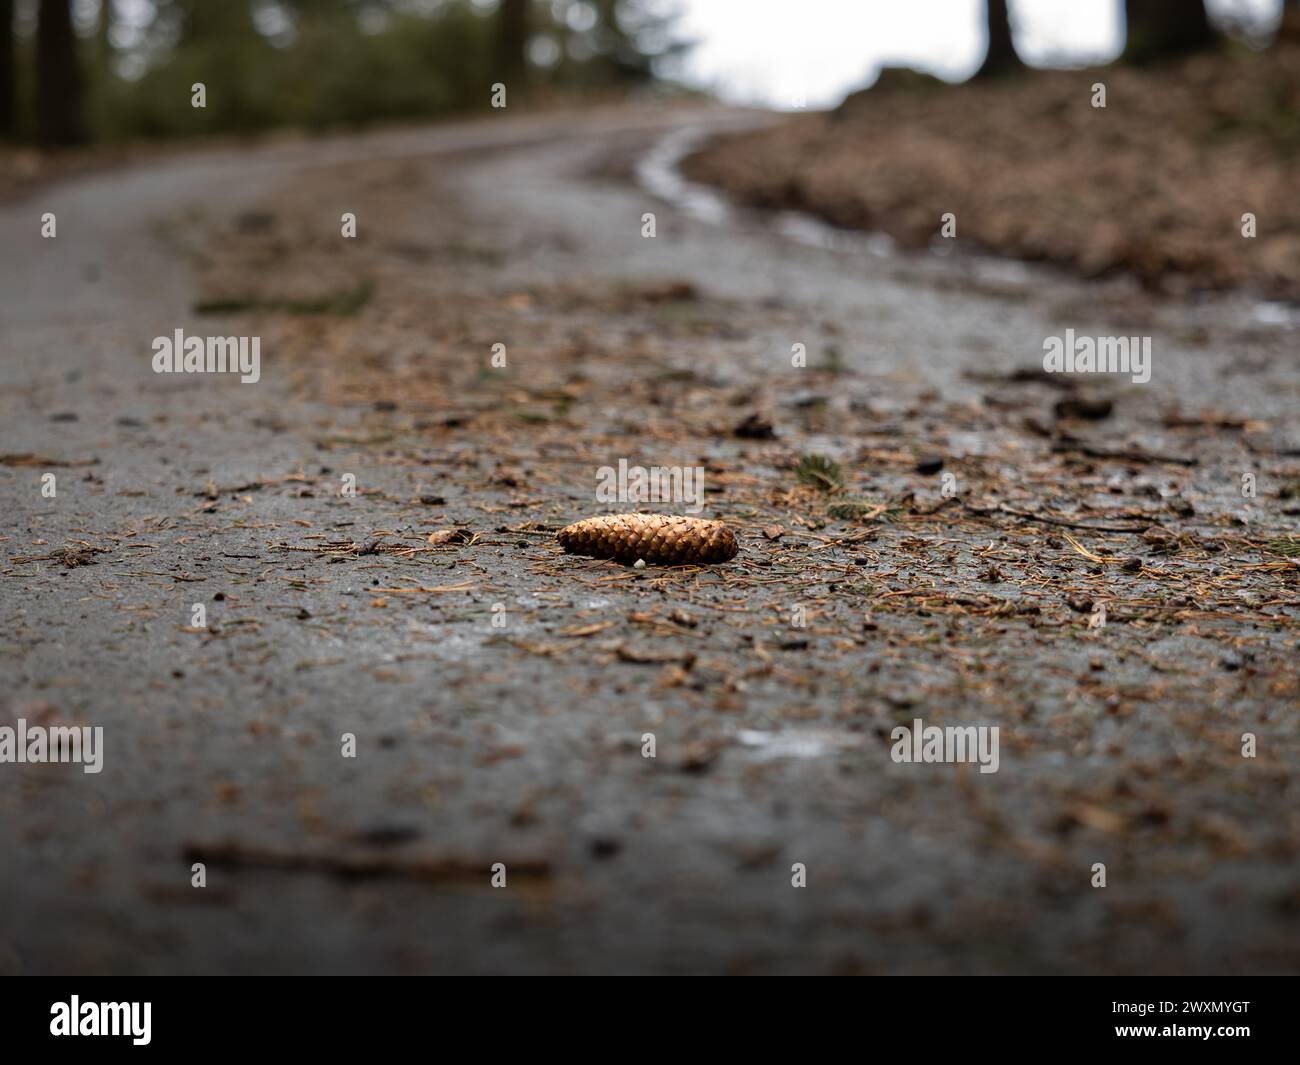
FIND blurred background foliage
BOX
[3,1,1298,149]
[1,0,689,145]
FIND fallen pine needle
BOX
[558,621,618,637]
[1063,532,1119,564]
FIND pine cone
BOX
[557,513,738,565]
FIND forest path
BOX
[1,103,1297,974]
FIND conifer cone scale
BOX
[557,513,738,565]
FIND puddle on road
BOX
[1248,301,1300,327]
[636,125,1300,335]
[736,727,865,761]
[634,125,734,227]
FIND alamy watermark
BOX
[596,458,705,514]
[0,718,103,774]
[50,997,150,1045]
[1043,328,1150,384]
[152,329,260,383]
[890,717,999,774]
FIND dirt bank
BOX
[684,45,1300,302]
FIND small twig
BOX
[961,500,1151,533]
[1052,439,1198,466]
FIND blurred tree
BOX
[36,0,87,146]
[97,0,112,60]
[1123,0,1217,64]
[541,0,685,89]
[497,0,529,92]
[1,0,14,138]
[973,0,1024,80]
[88,0,117,138]
[597,1,685,84]
[125,0,277,135]
[159,0,257,44]
[1281,0,1300,42]
[24,0,686,143]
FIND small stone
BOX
[734,412,776,439]
[589,837,623,859]
[1054,395,1113,421]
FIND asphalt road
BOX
[1,103,1298,974]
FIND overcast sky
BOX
[671,0,1283,109]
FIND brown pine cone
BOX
[557,513,739,565]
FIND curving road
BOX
[1,103,1298,974]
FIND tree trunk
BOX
[1123,0,1217,64]
[1280,0,1300,43]
[0,0,14,138]
[497,0,529,92]
[973,0,1024,80]
[36,0,87,147]
[98,0,113,62]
